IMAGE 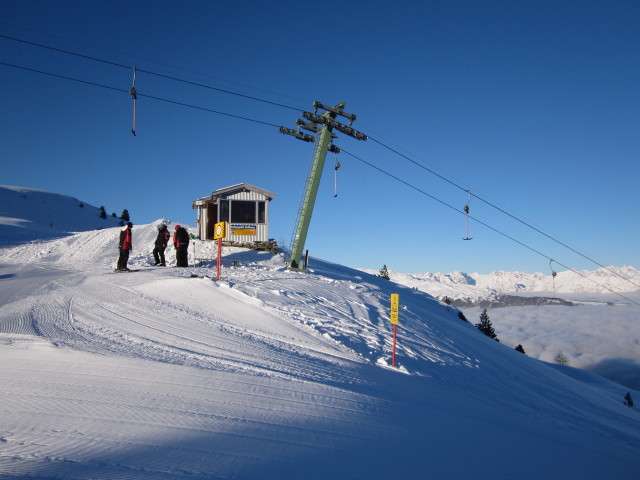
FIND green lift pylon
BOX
[279,101,366,269]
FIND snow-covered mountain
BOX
[0,186,639,479]
[360,265,640,306]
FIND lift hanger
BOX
[129,66,137,136]
[463,190,473,240]
[333,154,341,197]
[550,259,558,297]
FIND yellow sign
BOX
[214,221,227,240]
[230,224,256,236]
[231,228,255,236]
[390,293,399,324]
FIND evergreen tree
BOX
[99,206,107,219]
[515,344,526,354]
[458,311,468,322]
[442,296,452,306]
[120,209,130,222]
[379,265,390,281]
[475,308,499,341]
[624,392,634,408]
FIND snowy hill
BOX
[0,187,639,479]
[359,268,640,390]
[0,185,122,244]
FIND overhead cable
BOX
[0,60,280,128]
[0,60,127,94]
[0,33,302,112]
[368,137,640,290]
[341,148,640,306]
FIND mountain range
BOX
[359,266,640,307]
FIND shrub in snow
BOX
[554,352,569,366]
[515,344,526,354]
[624,392,634,408]
[379,265,390,281]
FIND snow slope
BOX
[0,185,122,244]
[0,188,639,479]
[360,267,640,389]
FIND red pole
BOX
[216,237,222,280]
[392,324,397,366]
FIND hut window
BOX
[219,200,230,222]
[231,200,256,223]
[258,202,266,223]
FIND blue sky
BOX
[2,1,638,274]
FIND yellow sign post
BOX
[214,221,227,240]
[390,293,399,325]
[390,294,399,366]
[213,222,227,280]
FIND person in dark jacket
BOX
[153,224,170,266]
[116,222,133,271]
[173,224,190,267]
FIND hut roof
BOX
[210,183,276,200]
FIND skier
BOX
[153,223,170,266]
[116,222,133,271]
[173,224,190,267]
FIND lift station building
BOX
[192,183,277,249]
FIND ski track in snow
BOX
[0,231,402,478]
[0,222,639,479]
[0,224,630,385]
[13,271,357,384]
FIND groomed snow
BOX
[0,191,639,478]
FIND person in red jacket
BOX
[173,224,190,267]
[116,222,133,271]
[153,223,171,266]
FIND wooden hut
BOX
[192,183,276,251]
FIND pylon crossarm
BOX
[278,126,315,143]
[302,112,367,140]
